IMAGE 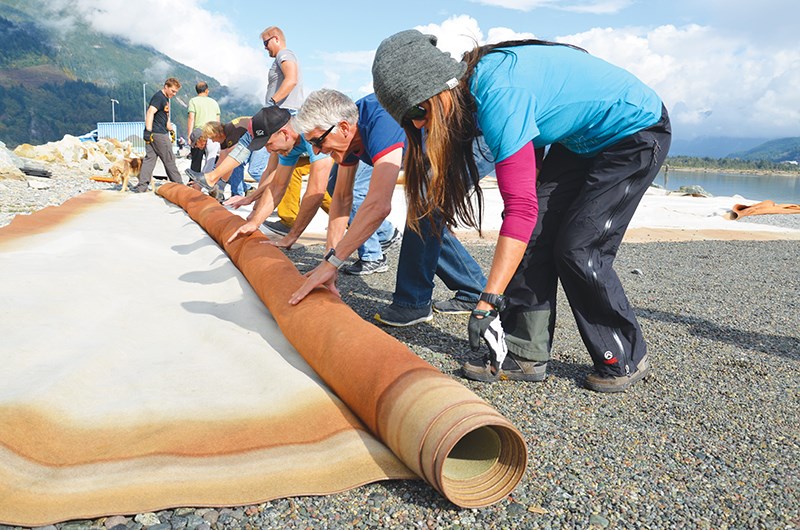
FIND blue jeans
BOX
[327,162,395,262]
[392,135,495,308]
[227,132,271,196]
[247,147,270,183]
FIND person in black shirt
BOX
[135,77,184,192]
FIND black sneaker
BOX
[374,303,433,327]
[584,355,650,393]
[344,257,388,276]
[263,219,291,236]
[379,228,402,251]
[462,352,548,382]
[433,298,476,314]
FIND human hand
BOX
[223,194,254,209]
[266,234,297,250]
[289,263,340,305]
[468,309,508,373]
[169,129,176,143]
[143,129,154,144]
[226,220,260,244]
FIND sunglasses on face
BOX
[308,125,335,148]
[263,36,276,48]
[403,105,427,123]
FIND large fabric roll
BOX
[156,183,528,508]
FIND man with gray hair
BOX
[288,89,489,327]
[291,89,399,276]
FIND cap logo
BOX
[445,77,458,89]
[256,129,265,136]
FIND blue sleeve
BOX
[364,112,405,163]
[355,95,405,166]
[474,86,540,163]
[278,137,330,166]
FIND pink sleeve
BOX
[496,142,538,242]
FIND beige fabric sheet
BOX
[0,187,527,526]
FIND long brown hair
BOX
[403,39,584,234]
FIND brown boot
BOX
[462,352,548,382]
[584,355,651,393]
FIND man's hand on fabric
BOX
[223,194,254,209]
[289,263,340,305]
[226,220,260,244]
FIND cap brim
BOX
[248,136,269,152]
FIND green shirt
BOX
[187,95,221,128]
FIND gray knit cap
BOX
[372,29,467,125]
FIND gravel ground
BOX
[1,173,798,530]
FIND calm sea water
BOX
[654,169,800,203]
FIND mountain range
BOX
[0,0,259,148]
[669,136,800,162]
[1,0,798,164]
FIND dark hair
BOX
[404,39,585,234]
[195,81,209,94]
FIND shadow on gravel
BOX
[638,306,800,361]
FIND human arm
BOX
[186,111,195,138]
[270,59,298,105]
[143,105,158,142]
[327,149,401,259]
[475,142,538,311]
[270,156,335,249]
[225,163,294,243]
[289,148,402,305]
[469,142,538,369]
[284,162,356,303]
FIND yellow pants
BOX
[276,158,332,226]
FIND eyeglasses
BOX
[308,125,335,149]
[403,105,427,123]
[263,36,276,48]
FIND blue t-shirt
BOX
[469,44,663,161]
[278,135,329,166]
[342,93,405,167]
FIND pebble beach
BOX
[1,172,798,530]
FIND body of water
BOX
[654,169,800,203]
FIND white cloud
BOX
[562,24,800,138]
[415,15,536,60]
[471,0,632,14]
[414,15,800,139]
[39,0,267,103]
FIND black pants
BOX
[190,146,205,172]
[502,106,671,377]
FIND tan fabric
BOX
[725,200,800,220]
[0,187,526,526]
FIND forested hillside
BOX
[0,0,258,148]
[728,137,800,162]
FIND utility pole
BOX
[111,99,119,122]
[142,83,147,121]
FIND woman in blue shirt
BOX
[372,30,671,392]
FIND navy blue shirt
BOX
[342,94,405,167]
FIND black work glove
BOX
[143,129,154,144]
[468,309,508,373]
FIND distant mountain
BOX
[668,136,771,158]
[0,0,258,147]
[728,137,800,163]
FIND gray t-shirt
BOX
[265,48,304,111]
